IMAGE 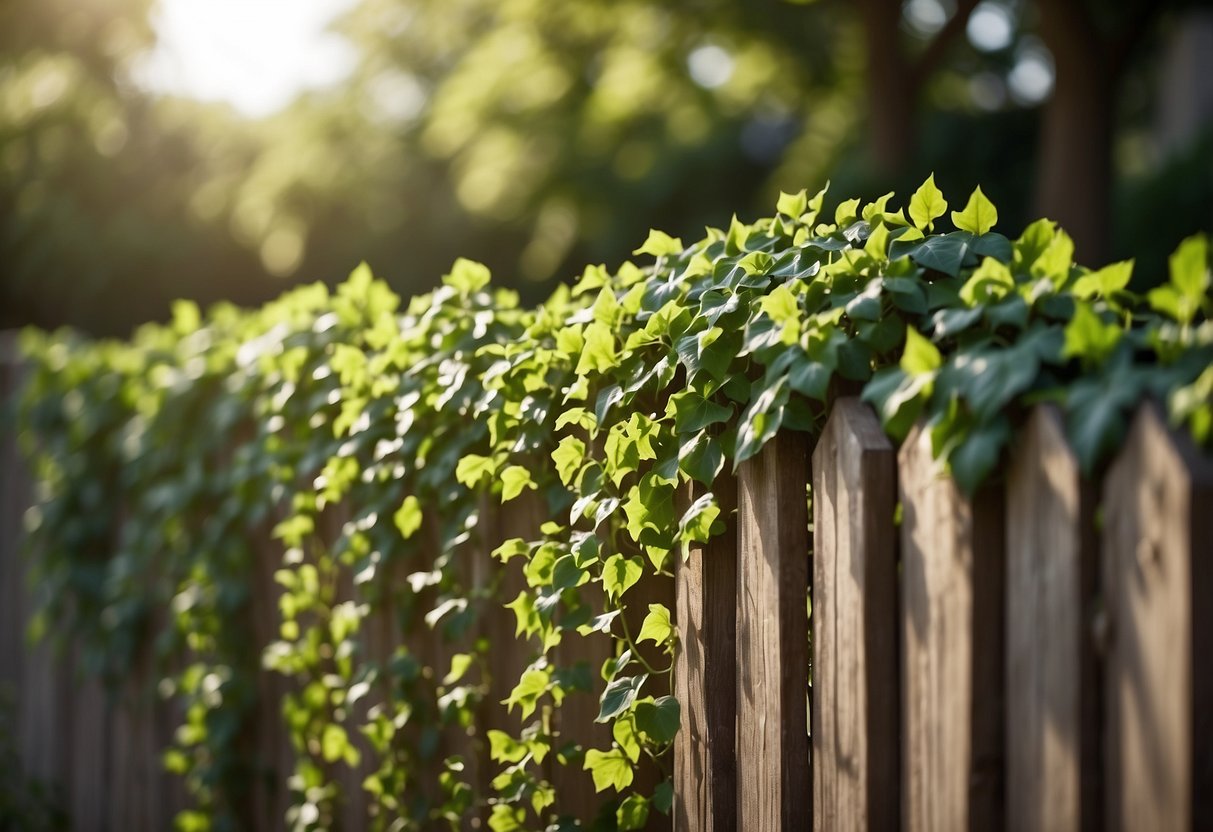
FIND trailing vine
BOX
[16,180,1211,830]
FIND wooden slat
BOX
[674,473,737,832]
[550,586,614,823]
[811,398,898,831]
[1005,407,1099,832]
[899,423,1005,832]
[1102,404,1213,831]
[736,430,811,831]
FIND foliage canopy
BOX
[16,181,1213,829]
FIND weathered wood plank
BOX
[1102,404,1213,831]
[674,473,737,832]
[736,430,811,831]
[899,423,1005,832]
[811,398,898,832]
[1005,407,1100,832]
[550,583,614,824]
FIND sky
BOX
[135,0,360,117]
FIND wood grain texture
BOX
[736,430,811,831]
[1101,404,1213,831]
[811,398,898,832]
[1005,407,1100,832]
[674,472,738,832]
[899,423,1005,832]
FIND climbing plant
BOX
[16,179,1212,830]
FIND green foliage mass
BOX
[16,181,1212,829]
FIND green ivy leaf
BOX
[633,229,683,258]
[613,714,641,763]
[900,328,942,376]
[596,674,647,723]
[1072,260,1134,300]
[393,495,423,540]
[504,668,550,718]
[1061,304,1122,367]
[777,189,808,219]
[637,604,673,646]
[552,436,586,486]
[500,466,536,502]
[601,554,644,601]
[735,376,790,465]
[653,780,674,814]
[633,696,680,744]
[672,392,732,434]
[584,748,635,793]
[617,794,650,830]
[951,186,998,235]
[909,174,948,232]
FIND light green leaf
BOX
[951,186,998,235]
[504,668,550,718]
[1072,260,1134,300]
[584,748,635,793]
[637,604,673,646]
[393,495,423,540]
[444,258,491,293]
[633,229,683,258]
[552,436,586,486]
[576,322,618,375]
[455,454,495,488]
[601,554,644,600]
[617,795,650,830]
[444,653,474,685]
[776,189,808,219]
[909,174,947,231]
[613,714,641,763]
[900,328,942,376]
[1062,304,1122,366]
[500,466,536,502]
[959,257,1015,306]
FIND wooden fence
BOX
[674,397,1212,832]
[4,340,1212,830]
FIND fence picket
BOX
[811,399,898,831]
[1005,407,1100,831]
[1101,403,1213,831]
[674,473,738,832]
[899,423,1005,832]
[736,430,811,831]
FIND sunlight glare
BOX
[134,0,359,117]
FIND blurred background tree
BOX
[2,0,1211,334]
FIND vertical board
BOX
[674,473,738,832]
[550,583,614,823]
[736,430,811,831]
[1005,407,1099,832]
[899,424,1005,832]
[811,398,898,832]
[1102,404,1213,831]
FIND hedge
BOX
[14,178,1213,830]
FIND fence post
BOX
[1005,407,1100,831]
[1101,403,1213,830]
[736,430,811,831]
[811,398,898,831]
[674,473,738,832]
[899,423,1005,832]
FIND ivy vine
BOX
[16,179,1211,830]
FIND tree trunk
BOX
[856,0,919,179]
[1033,0,1115,264]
